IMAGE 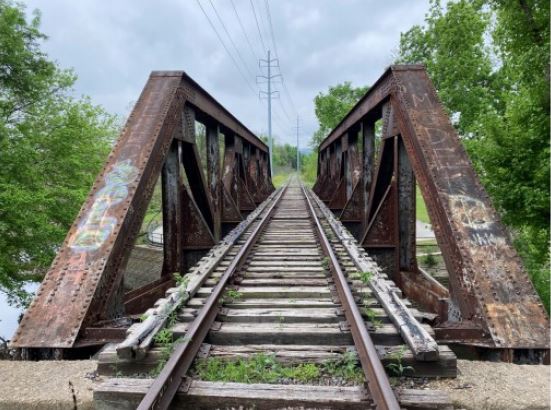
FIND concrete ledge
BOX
[0,360,96,410]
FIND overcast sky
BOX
[23,0,429,147]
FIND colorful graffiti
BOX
[69,160,139,252]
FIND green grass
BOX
[272,173,289,188]
[416,185,430,224]
[225,289,242,301]
[193,353,364,384]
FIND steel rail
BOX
[302,185,400,410]
[137,183,289,410]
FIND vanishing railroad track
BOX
[95,178,455,410]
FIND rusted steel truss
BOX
[313,65,549,351]
[12,71,274,352]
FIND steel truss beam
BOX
[12,71,274,352]
[314,65,549,351]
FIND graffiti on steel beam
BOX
[68,160,139,253]
[449,194,505,248]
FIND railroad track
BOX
[95,177,455,409]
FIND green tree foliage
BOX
[397,0,497,135]
[397,0,550,310]
[273,142,298,171]
[259,134,299,174]
[0,1,118,305]
[310,82,368,148]
[300,151,318,187]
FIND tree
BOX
[0,0,118,306]
[397,0,497,135]
[310,82,369,148]
[396,0,550,310]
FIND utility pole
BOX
[258,50,280,178]
[295,115,300,174]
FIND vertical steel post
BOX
[267,50,273,178]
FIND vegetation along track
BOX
[95,177,456,410]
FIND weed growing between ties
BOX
[193,352,365,385]
[221,288,242,304]
[321,256,330,270]
[385,346,414,377]
[359,271,373,284]
[361,305,382,330]
[149,312,189,376]
[173,272,190,290]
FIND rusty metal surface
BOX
[303,186,400,410]
[137,185,287,410]
[176,72,268,153]
[12,71,273,350]
[315,65,550,349]
[391,67,549,348]
[12,73,184,349]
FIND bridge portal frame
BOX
[314,65,549,355]
[12,71,274,355]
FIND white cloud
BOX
[23,0,429,145]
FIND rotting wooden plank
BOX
[249,255,321,260]
[240,271,328,279]
[246,260,324,267]
[204,322,354,345]
[236,278,330,287]
[94,378,371,410]
[187,297,338,309]
[239,266,326,273]
[205,344,456,378]
[218,307,342,323]
[223,285,333,299]
[201,322,408,346]
[210,271,327,279]
[185,295,410,309]
[207,344,351,363]
[397,388,453,410]
[97,343,456,378]
[94,378,451,409]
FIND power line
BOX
[249,0,267,53]
[195,0,257,95]
[258,50,281,177]
[263,0,299,116]
[272,116,288,137]
[277,98,293,123]
[272,108,291,133]
[281,80,298,116]
[230,0,259,62]
[208,0,257,79]
[263,0,279,62]
[258,97,292,137]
